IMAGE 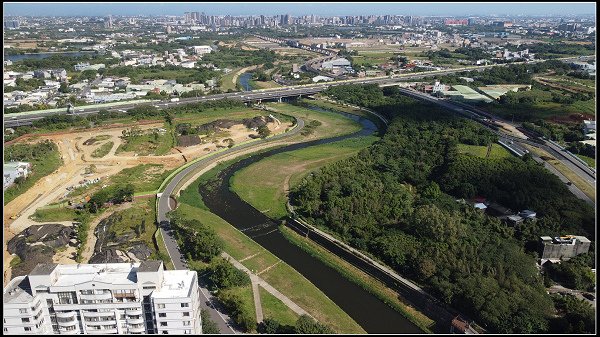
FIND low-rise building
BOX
[539,235,591,261]
[3,161,31,190]
[3,261,202,334]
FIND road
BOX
[5,55,592,128]
[393,87,596,204]
[155,117,305,334]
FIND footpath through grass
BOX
[258,286,300,327]
[175,203,365,333]
[231,136,379,219]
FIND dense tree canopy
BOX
[291,85,595,333]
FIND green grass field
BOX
[91,141,114,158]
[479,89,596,121]
[220,67,243,92]
[456,143,513,159]
[30,206,79,222]
[231,136,379,219]
[110,164,176,194]
[174,204,364,333]
[576,154,596,168]
[265,103,362,140]
[259,286,300,327]
[67,164,176,200]
[4,142,63,206]
[106,198,157,253]
[116,125,174,156]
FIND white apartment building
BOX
[3,261,202,335]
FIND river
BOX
[199,106,424,334]
[238,72,253,91]
[5,51,96,62]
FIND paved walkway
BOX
[222,252,312,318]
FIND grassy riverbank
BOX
[174,204,365,333]
[231,136,378,219]
[280,225,435,333]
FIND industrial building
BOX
[321,58,351,69]
[539,235,591,261]
[3,261,202,334]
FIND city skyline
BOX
[3,2,597,17]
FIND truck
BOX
[170,98,180,102]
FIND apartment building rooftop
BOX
[152,270,196,299]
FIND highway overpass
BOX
[4,55,593,129]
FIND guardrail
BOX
[547,139,596,173]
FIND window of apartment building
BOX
[81,290,93,295]
[21,318,30,323]
[162,331,169,334]
[180,303,189,308]
[19,308,28,314]
[57,291,77,304]
[160,322,167,327]
[184,330,192,335]
[143,286,156,290]
[158,313,166,318]
[182,312,190,317]
[24,327,31,332]
[183,321,190,326]
[157,303,165,309]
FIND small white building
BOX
[192,45,213,55]
[3,161,31,190]
[312,75,333,83]
[180,61,196,69]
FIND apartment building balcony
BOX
[57,326,79,334]
[89,328,118,334]
[57,320,79,328]
[125,308,143,315]
[55,311,76,319]
[127,317,144,325]
[83,311,116,318]
[80,292,113,301]
[128,325,146,333]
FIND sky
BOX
[3,2,596,17]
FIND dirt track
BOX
[3,118,284,286]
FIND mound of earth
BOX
[7,224,77,277]
[177,135,202,147]
[88,211,154,264]
[242,116,274,129]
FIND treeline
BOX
[12,99,246,136]
[87,184,134,213]
[526,42,596,58]
[290,85,595,333]
[9,53,113,72]
[103,65,220,85]
[201,47,278,68]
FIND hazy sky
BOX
[3,2,596,17]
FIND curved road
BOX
[155,116,305,334]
